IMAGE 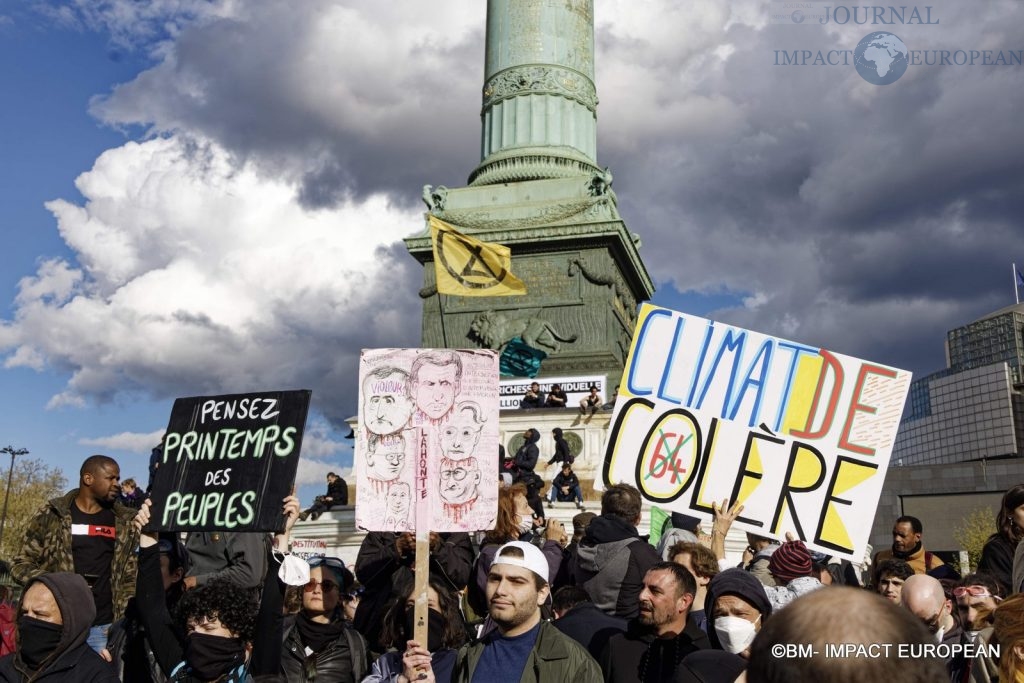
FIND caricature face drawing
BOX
[366,433,406,482]
[385,482,411,522]
[411,352,462,422]
[362,367,414,435]
[439,457,481,505]
[438,402,485,460]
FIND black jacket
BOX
[599,617,710,683]
[978,534,1014,594]
[0,572,118,682]
[136,542,285,681]
[514,428,540,476]
[280,616,368,683]
[353,532,473,652]
[551,472,581,502]
[326,478,348,506]
[553,602,627,660]
[572,515,660,619]
[547,428,573,466]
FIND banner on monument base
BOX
[148,390,311,533]
[356,348,500,533]
[602,304,912,561]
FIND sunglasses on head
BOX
[306,556,345,570]
[953,585,1002,600]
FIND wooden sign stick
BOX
[413,426,431,667]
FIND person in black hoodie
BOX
[513,428,540,481]
[0,571,117,682]
[572,484,660,619]
[546,428,573,468]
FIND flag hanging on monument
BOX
[429,216,526,296]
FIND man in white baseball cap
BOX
[453,541,600,682]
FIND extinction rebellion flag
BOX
[429,216,526,297]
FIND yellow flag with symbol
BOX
[429,216,526,296]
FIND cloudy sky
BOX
[1,0,1022,501]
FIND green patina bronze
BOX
[405,0,654,383]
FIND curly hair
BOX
[174,578,258,642]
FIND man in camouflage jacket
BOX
[11,457,140,624]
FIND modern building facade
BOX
[893,303,1024,466]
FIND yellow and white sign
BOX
[602,304,912,560]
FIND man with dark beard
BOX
[11,455,139,656]
[454,542,600,682]
[599,562,709,682]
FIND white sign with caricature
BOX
[356,348,500,533]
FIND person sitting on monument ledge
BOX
[519,382,544,409]
[299,472,348,521]
[546,463,585,510]
[579,385,601,417]
[544,383,568,408]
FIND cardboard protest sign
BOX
[603,304,911,560]
[149,390,311,532]
[356,349,499,533]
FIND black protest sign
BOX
[148,390,311,532]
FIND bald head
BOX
[747,587,947,682]
[900,574,953,636]
[900,575,944,613]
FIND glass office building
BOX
[893,304,1024,466]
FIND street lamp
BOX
[0,446,28,549]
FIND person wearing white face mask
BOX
[703,569,773,660]
[905,573,966,675]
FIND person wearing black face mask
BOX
[131,495,300,683]
[364,576,469,683]
[0,572,117,681]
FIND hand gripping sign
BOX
[356,348,499,654]
[602,305,912,561]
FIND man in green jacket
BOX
[11,455,139,656]
[454,541,600,682]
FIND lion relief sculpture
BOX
[469,311,578,354]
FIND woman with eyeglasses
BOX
[362,575,468,683]
[281,556,369,682]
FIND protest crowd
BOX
[2,448,1024,683]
